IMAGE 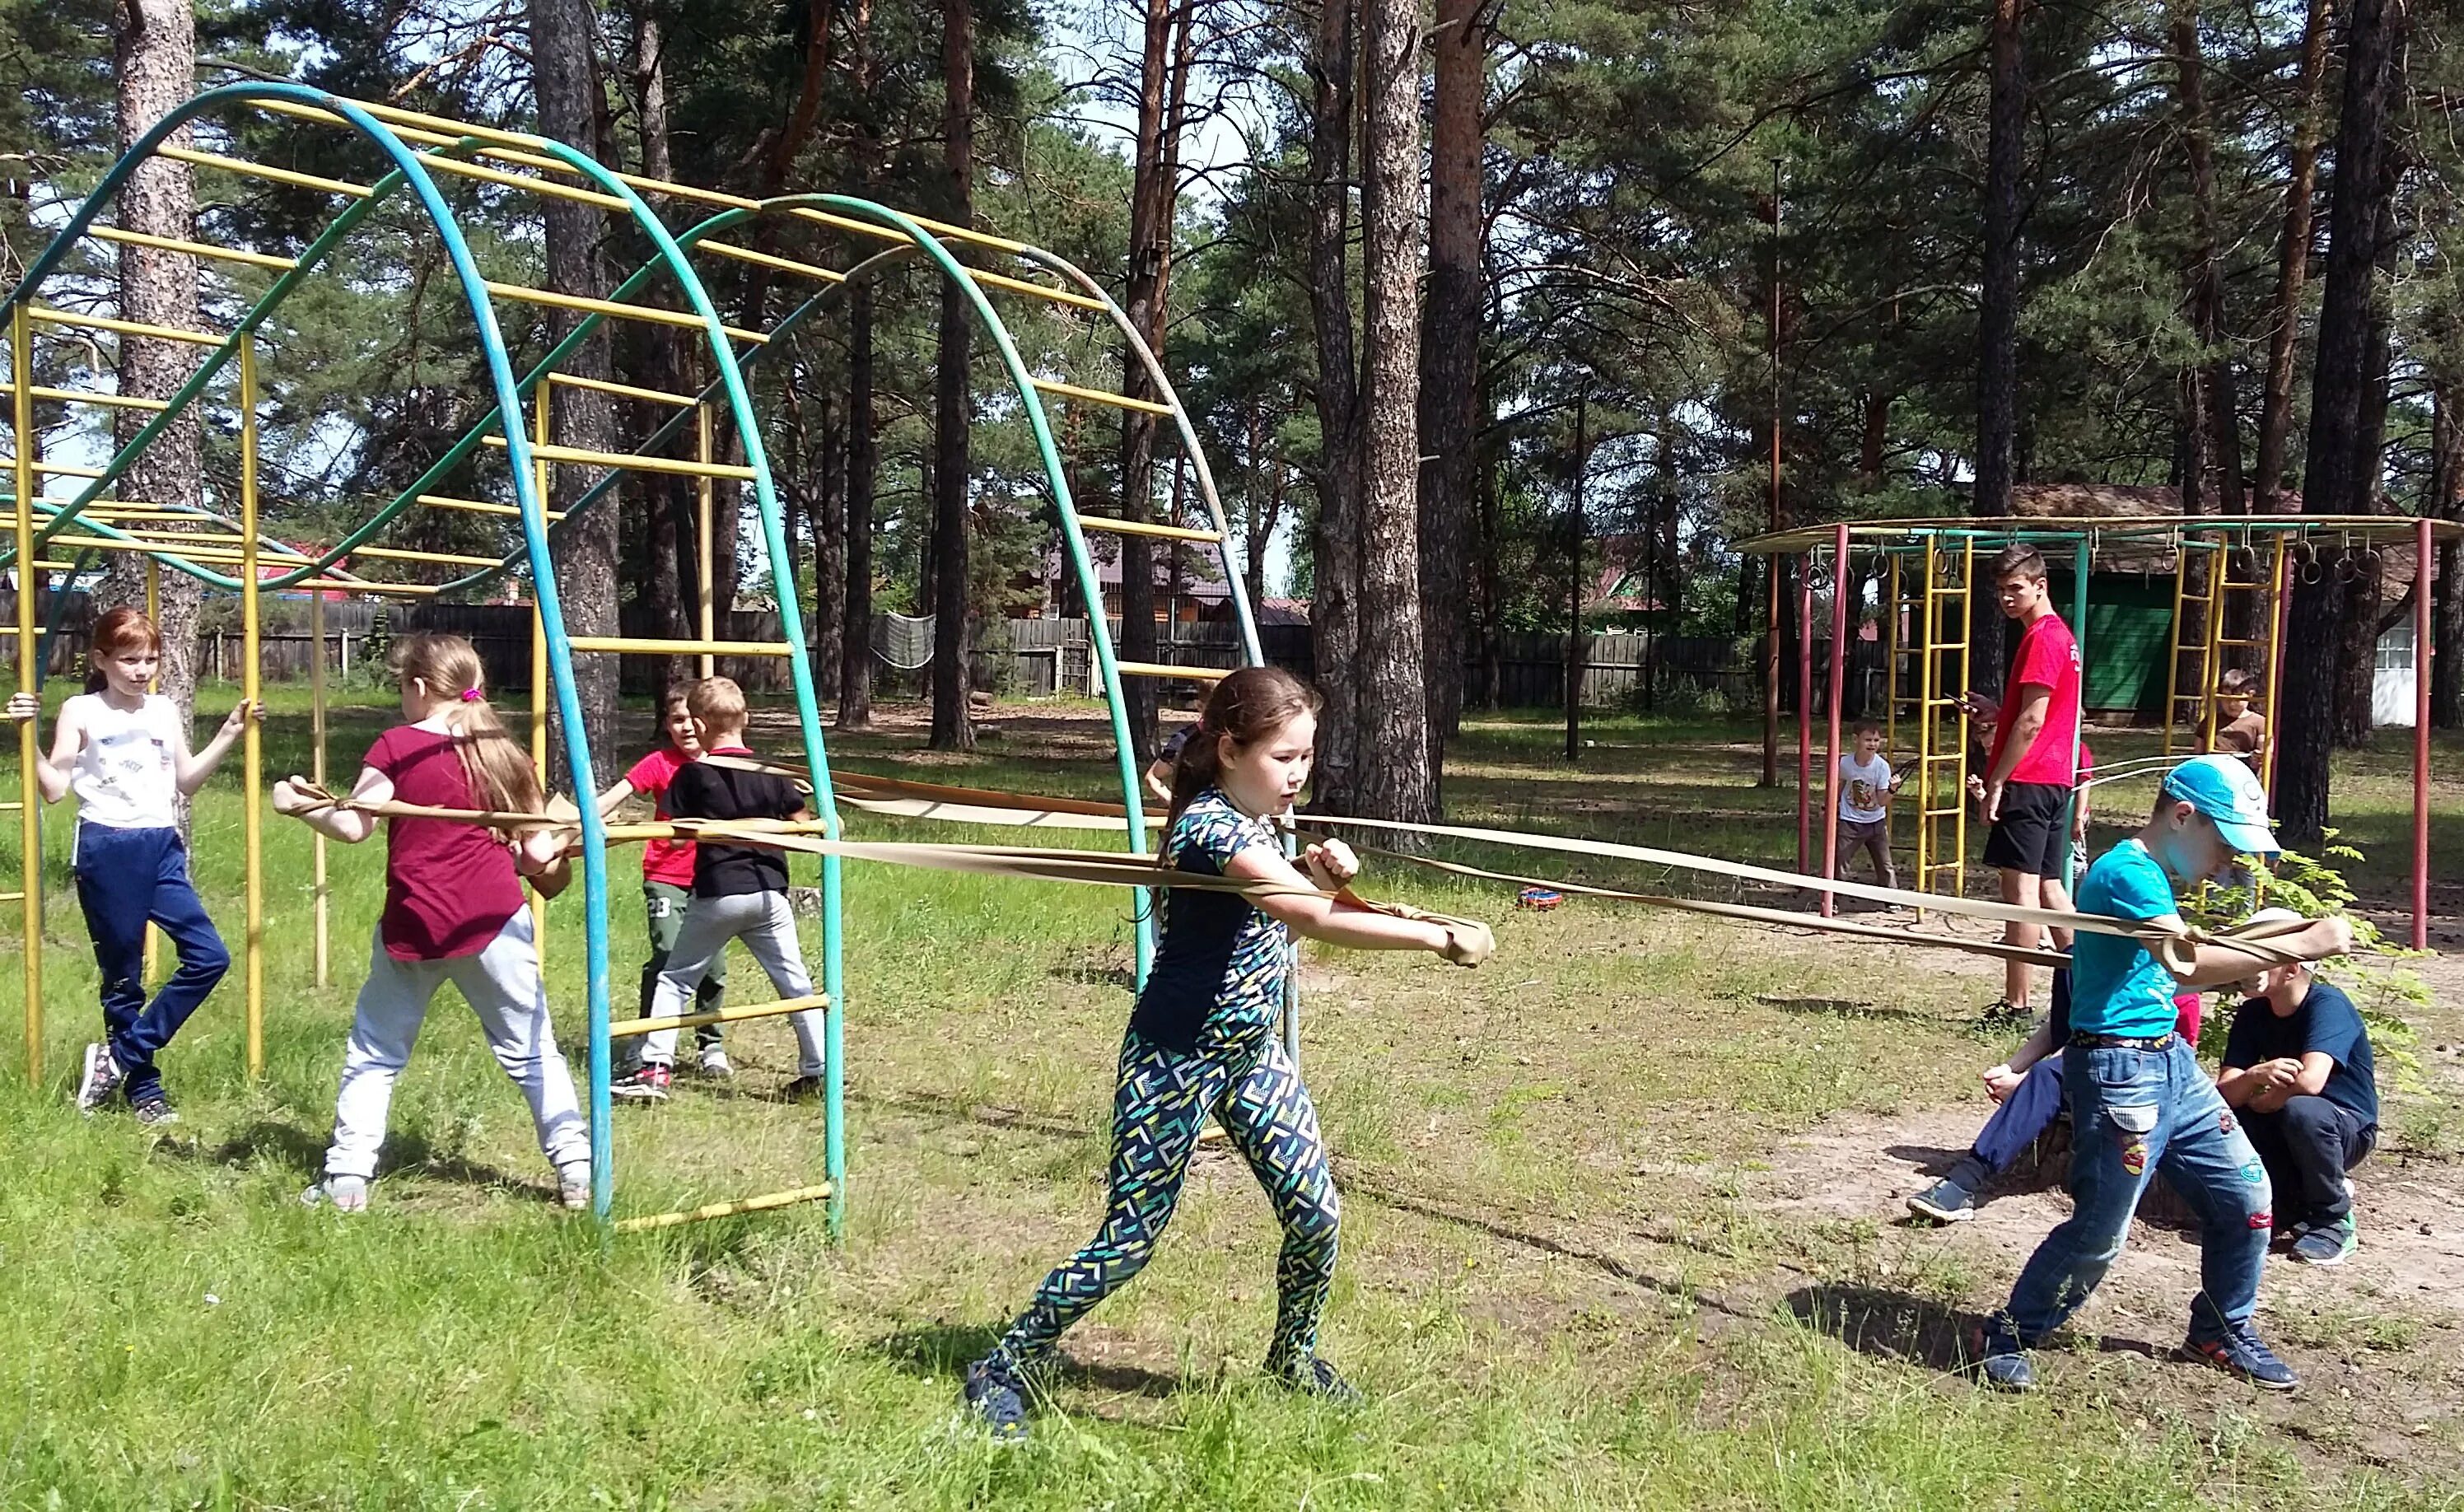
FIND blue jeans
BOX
[72,824,231,1102]
[2003,1038,2271,1343]
[1972,1053,2066,1177]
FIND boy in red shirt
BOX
[1962,544,2084,1021]
[597,684,731,1076]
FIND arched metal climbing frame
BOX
[2,82,846,1229]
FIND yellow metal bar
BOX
[11,303,42,1085]
[1113,660,1231,683]
[614,1183,835,1234]
[695,240,847,284]
[1912,538,1934,898]
[478,436,758,480]
[0,459,109,478]
[90,225,299,272]
[1029,376,1174,417]
[144,559,161,987]
[310,587,329,987]
[697,405,716,679]
[26,305,222,346]
[1071,515,1223,544]
[0,384,171,413]
[568,636,796,658]
[2261,536,2287,799]
[529,380,551,960]
[343,544,512,569]
[2163,534,2193,758]
[416,493,568,521]
[2201,531,2233,752]
[548,371,698,408]
[412,152,630,210]
[292,577,440,595]
[483,281,768,344]
[156,144,372,198]
[240,338,264,1080]
[1952,536,1972,898]
[607,994,829,1040]
[1885,553,1903,804]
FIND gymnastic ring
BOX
[2300,557,2324,586]
[2361,548,2385,581]
[2229,547,2256,578]
[2288,539,2315,568]
[2336,550,2364,585]
[1805,567,1832,595]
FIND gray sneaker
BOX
[2289,1216,2355,1266]
[76,1043,124,1114]
[1907,1176,1978,1224]
[129,1090,180,1127]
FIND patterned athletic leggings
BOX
[992,1027,1341,1371]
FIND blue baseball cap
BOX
[2160,755,2280,856]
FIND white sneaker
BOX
[557,1160,592,1211]
[76,1042,124,1114]
[303,1175,370,1213]
[698,1046,735,1079]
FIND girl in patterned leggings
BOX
[964,667,1494,1439]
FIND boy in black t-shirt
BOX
[612,677,826,1103]
[2216,908,2378,1266]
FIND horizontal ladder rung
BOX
[547,372,700,409]
[90,225,299,272]
[344,544,510,568]
[1073,516,1224,544]
[614,1183,833,1234]
[1113,660,1230,683]
[608,993,828,1040]
[697,240,847,286]
[0,892,22,903]
[2,460,107,478]
[26,305,223,346]
[478,436,757,480]
[0,384,170,412]
[416,494,568,522]
[1029,377,1174,417]
[156,144,372,199]
[483,282,767,344]
[568,636,797,658]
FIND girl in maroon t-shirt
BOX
[273,633,588,1213]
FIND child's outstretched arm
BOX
[3,691,77,804]
[2149,912,2354,989]
[174,699,261,794]
[273,765,391,844]
[1225,842,1492,964]
[595,776,640,818]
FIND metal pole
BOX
[9,304,40,1085]
[697,404,716,679]
[2415,516,2434,952]
[144,557,161,987]
[1821,524,1849,915]
[310,586,329,987]
[2065,535,2090,889]
[1761,157,1783,788]
[530,378,552,959]
[1796,554,1813,873]
[240,337,264,1078]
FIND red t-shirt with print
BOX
[1988,612,2083,786]
[365,725,525,960]
[624,745,699,889]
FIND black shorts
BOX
[1983,779,2071,878]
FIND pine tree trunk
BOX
[2434,386,2463,729]
[2256,0,2334,510]
[1975,0,2025,520]
[1418,0,1484,776]
[1305,0,1362,810]
[2173,0,2243,516]
[928,0,974,750]
[106,0,204,750]
[814,388,845,702]
[1350,0,1433,824]
[1114,0,1183,764]
[839,280,877,729]
[2333,164,2404,748]
[529,0,620,767]
[2282,0,2396,843]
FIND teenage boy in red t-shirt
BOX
[1962,544,2083,1021]
[596,684,730,1076]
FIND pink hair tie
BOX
[460,688,484,702]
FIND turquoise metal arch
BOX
[2,82,845,1225]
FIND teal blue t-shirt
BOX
[2068,839,2183,1038]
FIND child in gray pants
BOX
[611,676,824,1102]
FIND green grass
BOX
[0,691,2457,1508]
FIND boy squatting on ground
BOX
[596,682,731,1079]
[1832,721,1900,889]
[1974,755,2354,1394]
[611,676,827,1103]
[1961,544,2085,1022]
[2215,907,2377,1267]
[2212,667,2270,762]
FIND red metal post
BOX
[2415,517,2434,952]
[1822,523,1851,916]
[1798,554,1815,873]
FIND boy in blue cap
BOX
[1974,755,2354,1393]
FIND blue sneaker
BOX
[2181,1322,2300,1391]
[1271,1353,1364,1404]
[963,1355,1030,1440]
[2289,1215,2356,1267]
[1907,1177,1977,1225]
[1972,1318,2035,1393]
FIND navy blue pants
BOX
[1972,1054,2067,1176]
[73,824,230,1101]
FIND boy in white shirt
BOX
[1833,721,1899,889]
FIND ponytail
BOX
[1163,665,1321,833]
[387,632,544,814]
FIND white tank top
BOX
[68,692,182,829]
